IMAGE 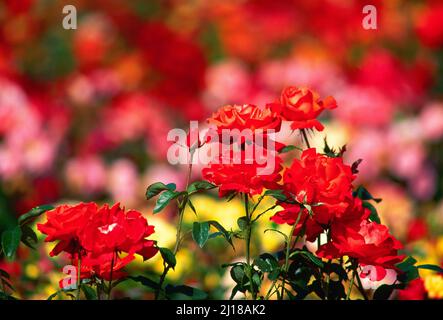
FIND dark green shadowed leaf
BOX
[1,225,22,261]
[159,247,176,269]
[165,284,207,300]
[20,225,38,249]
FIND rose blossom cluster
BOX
[37,202,158,285]
[202,86,336,196]
[203,85,405,284]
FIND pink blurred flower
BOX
[203,60,252,110]
[419,103,443,141]
[334,86,394,127]
[346,129,385,181]
[108,159,139,206]
[257,58,345,95]
[65,155,107,195]
[408,166,436,201]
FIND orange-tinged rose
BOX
[277,86,337,131]
[208,104,281,133]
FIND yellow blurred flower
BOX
[25,264,40,279]
[424,274,443,299]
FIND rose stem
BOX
[301,129,311,148]
[76,252,81,300]
[108,250,115,300]
[243,193,256,300]
[155,151,194,300]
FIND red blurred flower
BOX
[407,218,429,243]
[415,4,443,48]
[37,203,97,257]
[397,278,427,300]
[318,220,405,268]
[275,86,337,131]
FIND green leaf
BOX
[268,268,281,281]
[208,220,234,249]
[373,284,404,300]
[47,291,60,300]
[396,256,419,282]
[1,225,22,261]
[187,181,216,194]
[289,250,324,268]
[354,186,382,203]
[20,225,38,249]
[237,217,249,231]
[253,258,272,273]
[153,190,181,213]
[263,189,288,202]
[0,292,17,300]
[128,276,159,291]
[146,182,176,200]
[159,247,176,269]
[230,264,246,284]
[396,256,417,270]
[251,272,262,291]
[81,284,97,300]
[18,205,54,226]
[187,199,197,216]
[279,145,302,154]
[362,201,380,224]
[165,284,208,300]
[192,222,210,248]
[417,264,443,274]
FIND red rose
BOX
[38,202,158,262]
[270,148,356,239]
[37,203,97,257]
[318,220,405,268]
[208,104,282,134]
[277,86,337,131]
[271,195,369,241]
[79,203,157,261]
[59,252,135,289]
[202,147,283,197]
